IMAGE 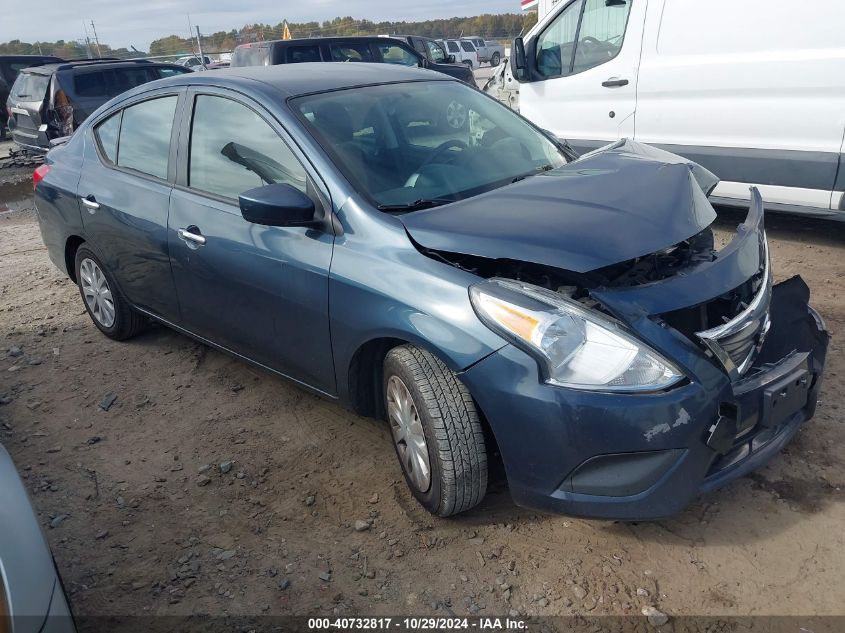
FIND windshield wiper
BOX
[377,198,455,212]
[511,163,556,183]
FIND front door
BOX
[167,90,336,394]
[520,0,643,154]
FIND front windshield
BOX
[291,81,566,209]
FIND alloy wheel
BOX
[386,375,431,492]
[79,258,115,328]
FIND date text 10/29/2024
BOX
[308,618,528,631]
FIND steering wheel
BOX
[405,139,469,187]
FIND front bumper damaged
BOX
[460,193,829,520]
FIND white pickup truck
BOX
[487,0,845,219]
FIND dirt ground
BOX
[1,163,844,628]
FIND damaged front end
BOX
[409,140,829,517]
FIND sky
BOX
[2,0,522,51]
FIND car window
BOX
[287,45,321,63]
[294,81,565,208]
[460,41,476,52]
[158,67,189,78]
[73,71,108,98]
[117,96,178,179]
[446,41,460,53]
[572,0,632,73]
[94,111,121,164]
[10,72,50,100]
[109,68,155,96]
[376,44,419,67]
[537,0,584,77]
[330,43,373,62]
[189,95,307,199]
[426,41,446,63]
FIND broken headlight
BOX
[469,278,683,392]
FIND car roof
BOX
[22,59,185,75]
[237,36,410,48]
[121,62,452,101]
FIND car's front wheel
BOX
[75,245,146,340]
[383,345,488,517]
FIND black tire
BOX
[74,245,146,341]
[491,52,501,67]
[383,344,487,517]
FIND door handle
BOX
[602,78,629,88]
[177,227,207,246]
[81,196,100,212]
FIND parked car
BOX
[465,36,506,67]
[174,55,211,69]
[510,0,845,218]
[0,55,63,139]
[231,36,474,85]
[33,64,828,520]
[0,443,76,632]
[438,39,478,69]
[386,34,458,66]
[484,40,505,67]
[6,59,190,152]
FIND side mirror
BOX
[446,54,456,64]
[419,56,429,68]
[239,183,318,228]
[511,37,527,82]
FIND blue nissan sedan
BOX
[32,64,828,519]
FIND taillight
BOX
[33,164,50,190]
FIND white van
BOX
[509,0,845,218]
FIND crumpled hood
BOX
[400,140,720,273]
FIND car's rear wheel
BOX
[75,245,146,340]
[383,344,488,517]
[491,52,501,67]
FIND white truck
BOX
[489,0,845,218]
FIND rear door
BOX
[77,89,183,321]
[520,0,641,153]
[168,88,336,393]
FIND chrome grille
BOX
[695,240,772,380]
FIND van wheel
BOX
[491,52,501,67]
[74,245,146,340]
[383,345,488,517]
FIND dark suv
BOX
[1,55,64,139]
[6,58,190,152]
[231,36,474,85]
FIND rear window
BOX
[447,41,459,53]
[287,45,321,63]
[329,43,373,62]
[74,71,107,98]
[157,67,189,78]
[10,72,50,100]
[94,111,121,163]
[110,68,156,94]
[117,96,178,179]
[460,41,475,52]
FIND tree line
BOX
[0,14,537,60]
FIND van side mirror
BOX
[239,183,319,228]
[511,37,527,81]
[446,54,456,64]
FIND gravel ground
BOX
[0,166,843,629]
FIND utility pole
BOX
[82,22,93,58]
[195,26,208,70]
[90,20,102,58]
